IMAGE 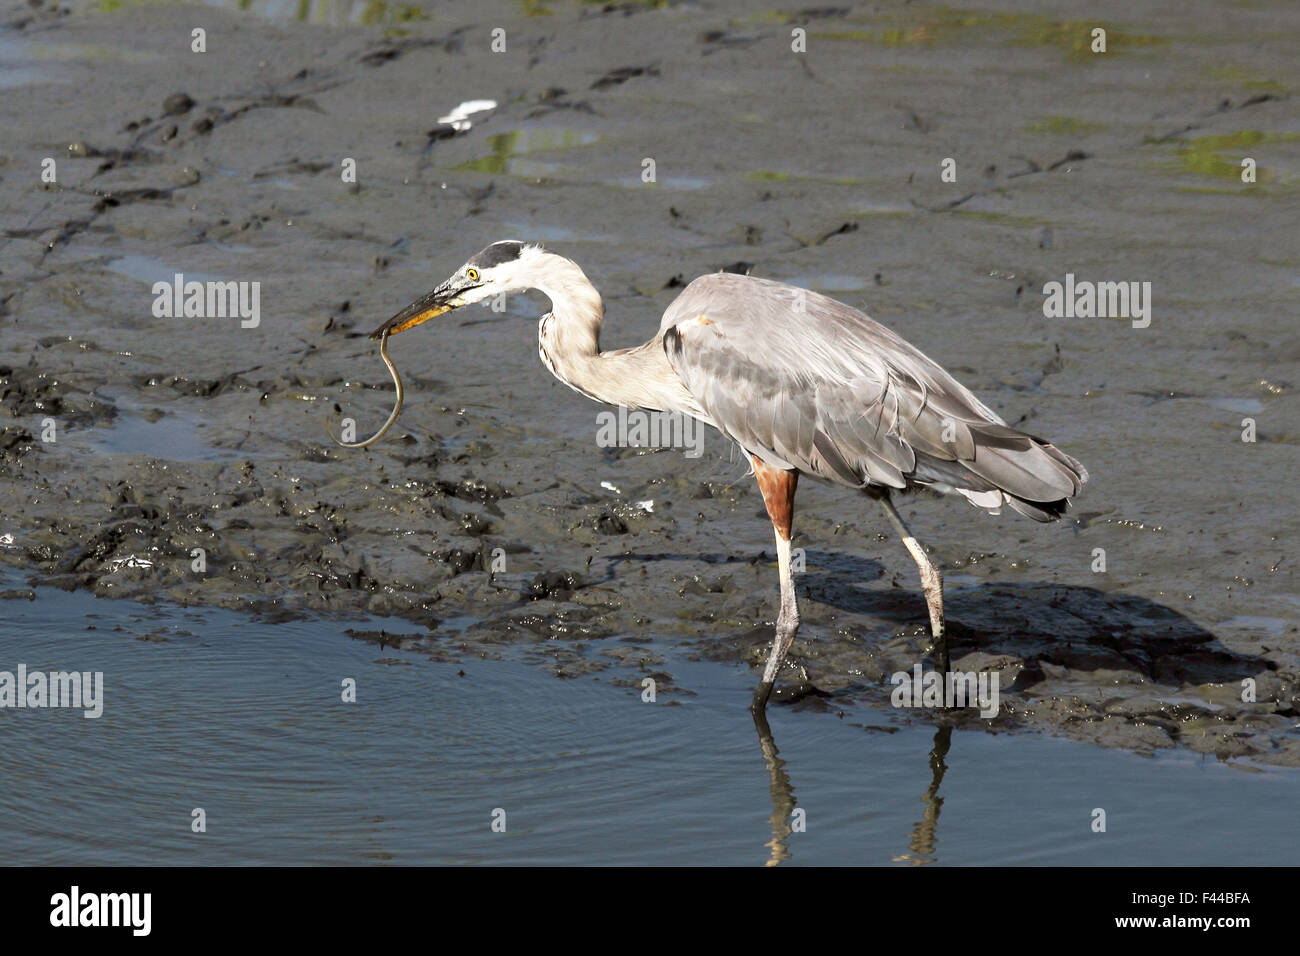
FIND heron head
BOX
[369,240,535,339]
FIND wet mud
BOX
[1,0,1298,763]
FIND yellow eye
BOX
[466,268,480,282]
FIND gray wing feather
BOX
[660,273,1087,519]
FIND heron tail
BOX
[913,424,1088,522]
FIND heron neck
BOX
[531,253,605,360]
[530,254,696,414]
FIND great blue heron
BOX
[345,240,1088,710]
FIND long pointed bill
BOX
[369,284,471,339]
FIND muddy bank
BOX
[1,0,1298,763]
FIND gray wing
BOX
[660,273,1087,521]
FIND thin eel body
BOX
[328,330,404,448]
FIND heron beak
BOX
[369,282,476,339]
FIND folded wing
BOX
[660,273,1087,521]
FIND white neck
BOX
[527,251,605,359]
[525,252,701,416]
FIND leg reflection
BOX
[751,707,797,867]
[894,724,952,866]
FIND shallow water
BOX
[1,575,1295,865]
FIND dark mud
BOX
[1,0,1298,764]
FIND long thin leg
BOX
[877,493,949,674]
[751,457,799,711]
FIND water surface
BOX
[2,576,1295,865]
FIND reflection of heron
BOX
[751,707,796,866]
[894,725,952,866]
[345,241,1088,708]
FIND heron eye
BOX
[466,268,480,282]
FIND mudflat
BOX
[1,0,1297,763]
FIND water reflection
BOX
[751,711,953,866]
[751,707,796,867]
[894,725,951,866]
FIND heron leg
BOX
[751,457,799,711]
[877,493,949,675]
